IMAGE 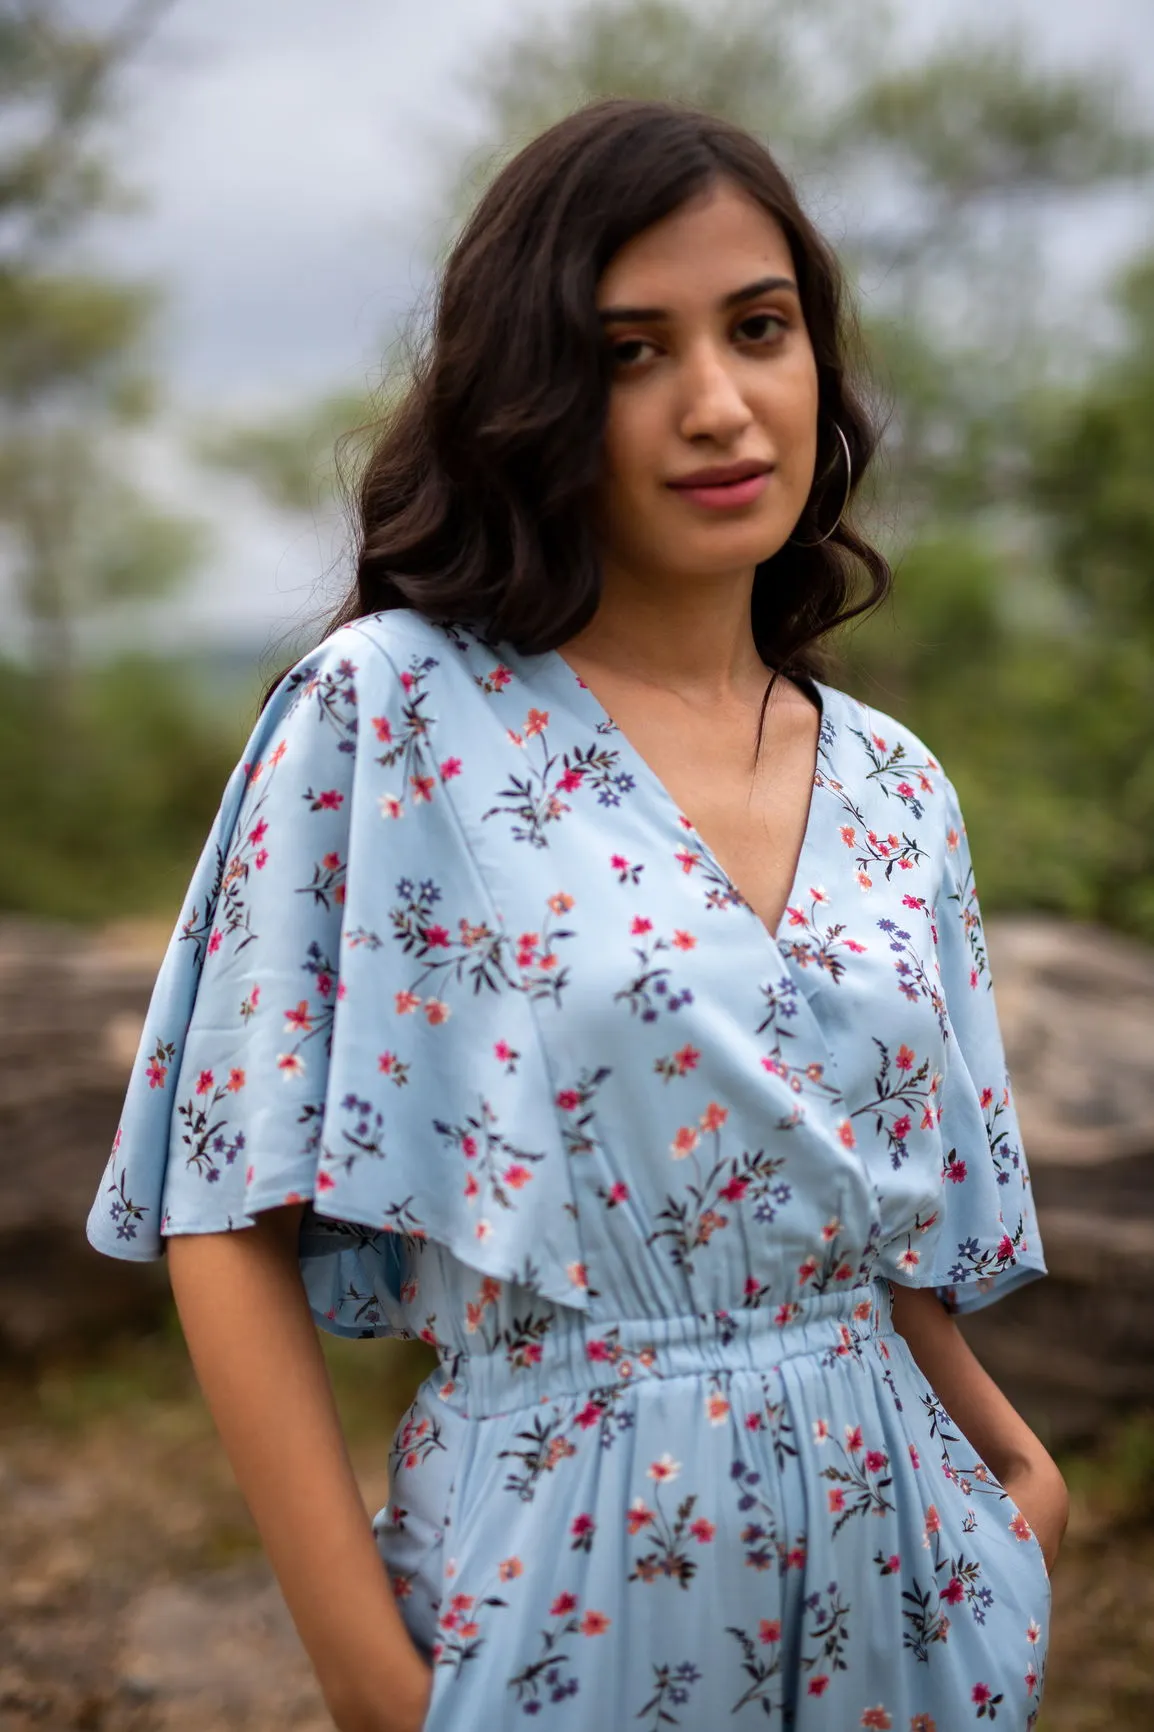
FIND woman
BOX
[87,98,1067,1731]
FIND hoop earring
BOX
[788,420,852,548]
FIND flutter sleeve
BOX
[883,773,1048,1315]
[85,619,588,1337]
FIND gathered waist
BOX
[435,1278,897,1420]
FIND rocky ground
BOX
[0,1322,1151,1732]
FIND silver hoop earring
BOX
[788,420,852,548]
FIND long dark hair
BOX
[269,97,891,735]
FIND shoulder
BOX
[815,680,971,875]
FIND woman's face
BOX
[594,178,820,594]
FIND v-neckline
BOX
[540,646,832,955]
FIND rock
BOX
[0,911,1151,1442]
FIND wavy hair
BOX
[275,97,891,727]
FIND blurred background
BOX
[0,0,1151,1727]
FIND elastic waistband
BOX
[439,1278,896,1420]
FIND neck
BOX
[560,563,769,704]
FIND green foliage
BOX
[0,651,242,922]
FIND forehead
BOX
[595,180,794,307]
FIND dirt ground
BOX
[0,1319,1151,1732]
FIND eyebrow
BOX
[597,274,798,325]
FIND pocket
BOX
[375,1378,479,1656]
[932,1396,1051,1593]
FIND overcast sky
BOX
[36,0,1154,655]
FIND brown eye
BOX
[739,312,789,344]
[610,338,655,368]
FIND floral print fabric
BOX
[87,608,1051,1728]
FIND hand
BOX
[1000,1454,1070,1578]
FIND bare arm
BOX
[890,1282,1069,1574]
[166,1204,432,1732]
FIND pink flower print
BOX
[525,707,549,737]
[410,774,435,803]
[706,1391,730,1424]
[865,1450,889,1474]
[424,998,451,1026]
[439,756,462,780]
[689,1518,716,1543]
[207,929,223,955]
[845,1424,864,1453]
[146,1059,168,1089]
[828,1488,846,1513]
[549,891,575,913]
[758,1619,782,1645]
[671,1124,699,1159]
[489,664,511,689]
[887,1554,900,1572]
[844,938,867,953]
[555,1088,582,1111]
[909,1444,921,1470]
[996,1234,1014,1262]
[673,1043,700,1073]
[700,1100,728,1131]
[892,1114,912,1139]
[195,1069,214,1095]
[395,990,421,1015]
[226,1068,245,1092]
[277,1052,305,1079]
[840,824,856,846]
[378,1051,397,1074]
[627,1499,655,1534]
[371,715,392,742]
[380,794,404,820]
[924,1504,941,1536]
[567,1261,588,1290]
[580,1609,611,1635]
[1008,1511,1035,1543]
[607,1181,630,1205]
[807,1675,830,1696]
[571,1513,595,1541]
[422,925,451,948]
[1026,1619,1042,1645]
[837,1119,856,1148]
[946,826,960,852]
[631,915,653,935]
[647,1453,681,1483]
[284,1001,314,1034]
[574,1401,604,1430]
[785,1545,807,1571]
[797,1254,818,1284]
[860,1711,892,1730]
[672,929,696,950]
[813,1418,830,1444]
[498,1556,522,1581]
[315,1168,336,1191]
[744,1412,764,1431]
[585,1338,611,1363]
[556,766,584,792]
[503,1164,532,1190]
[971,1684,992,1706]
[399,670,415,692]
[718,1176,748,1203]
[897,1247,921,1273]
[940,1574,966,1604]
[316,789,344,810]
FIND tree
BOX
[0,0,208,711]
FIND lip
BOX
[668,460,773,488]
[668,468,773,511]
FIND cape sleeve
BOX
[85,619,588,1338]
[882,773,1048,1316]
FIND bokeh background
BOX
[1,1,1152,1728]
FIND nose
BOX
[677,339,755,444]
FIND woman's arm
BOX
[166,1204,432,1732]
[890,1282,1069,1574]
